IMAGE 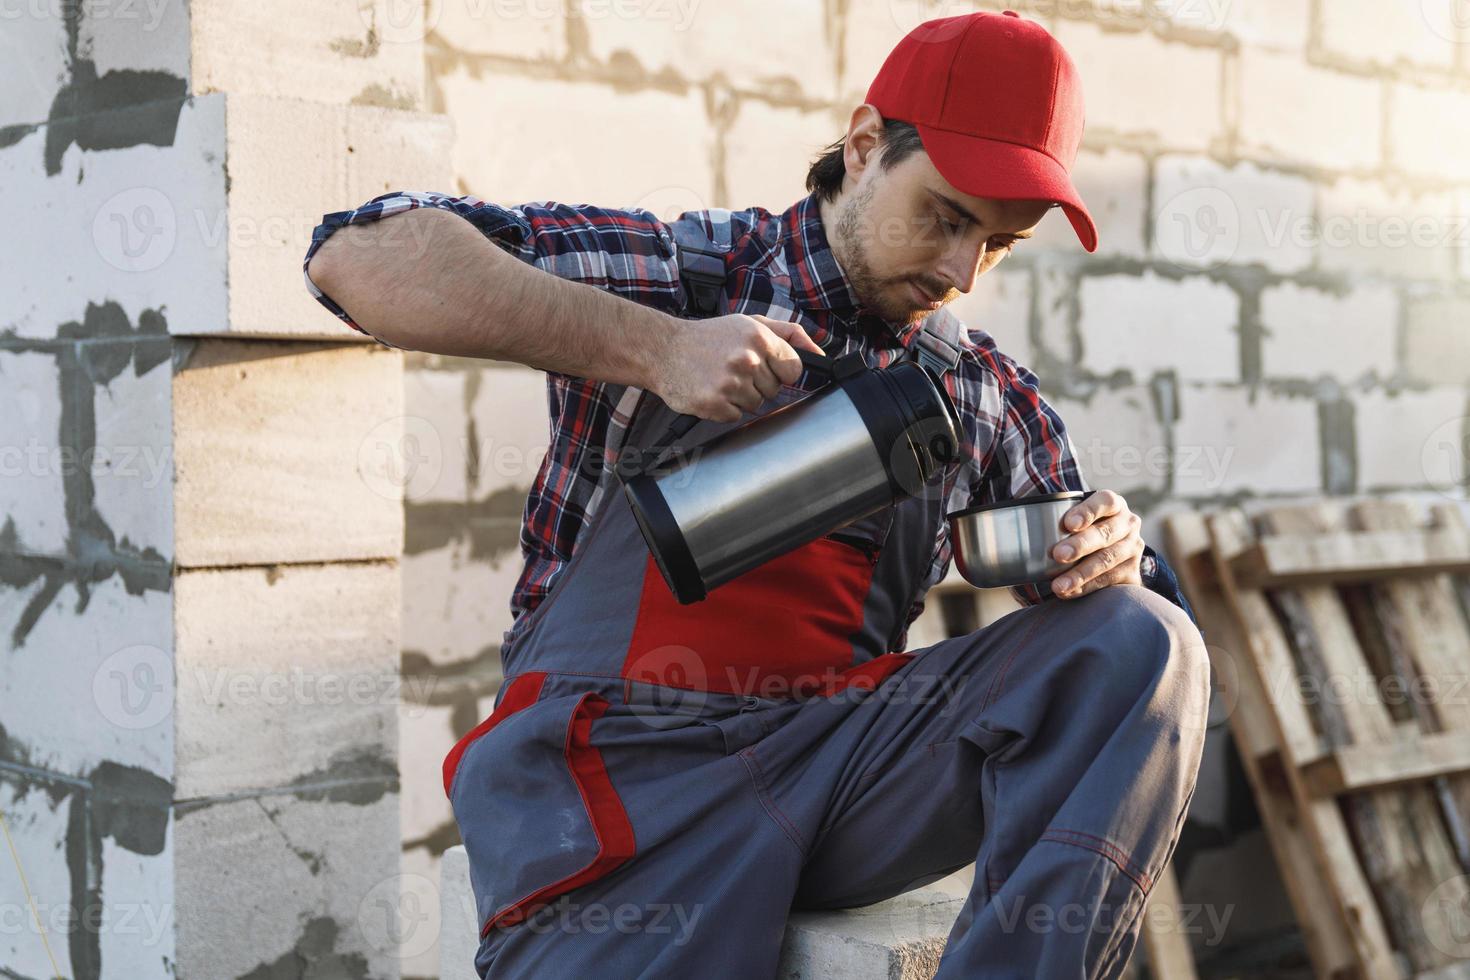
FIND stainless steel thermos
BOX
[618,349,962,604]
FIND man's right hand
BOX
[650,313,828,423]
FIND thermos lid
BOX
[843,361,962,497]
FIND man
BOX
[305,11,1209,979]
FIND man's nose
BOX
[935,237,988,295]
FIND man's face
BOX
[831,147,1053,326]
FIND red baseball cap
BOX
[865,10,1097,252]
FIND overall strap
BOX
[909,308,965,380]
[669,211,733,318]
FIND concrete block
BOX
[1033,147,1148,259]
[1051,21,1224,150]
[1173,385,1320,495]
[174,791,399,980]
[1207,0,1311,51]
[578,0,838,103]
[399,699,459,846]
[171,339,404,566]
[80,0,191,78]
[98,817,177,980]
[92,350,174,559]
[438,70,715,212]
[404,538,520,667]
[950,265,1034,368]
[0,774,79,978]
[173,561,398,798]
[778,888,966,980]
[1153,156,1316,273]
[1077,271,1241,383]
[0,94,229,340]
[1259,282,1398,383]
[725,98,842,213]
[402,367,473,504]
[225,95,453,339]
[1035,262,1076,372]
[437,844,967,980]
[190,0,425,107]
[1238,50,1381,171]
[1391,82,1470,183]
[839,0,922,103]
[467,364,552,501]
[0,350,67,554]
[1320,0,1457,70]
[0,11,70,128]
[1316,176,1460,281]
[440,844,480,979]
[400,844,451,978]
[0,577,173,780]
[1356,386,1469,492]
[1054,384,1169,498]
[434,0,568,60]
[1405,295,1470,386]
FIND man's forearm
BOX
[306,207,676,386]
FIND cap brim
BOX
[915,122,1098,253]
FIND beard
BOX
[833,181,953,329]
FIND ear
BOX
[841,104,887,187]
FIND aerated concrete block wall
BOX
[1,2,449,978]
[396,1,1470,975]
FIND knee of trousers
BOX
[1054,584,1211,727]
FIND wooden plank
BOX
[1259,503,1469,975]
[1301,730,1470,797]
[1348,500,1470,872]
[1207,507,1401,980]
[1139,861,1200,980]
[1165,511,1361,980]
[1230,527,1470,588]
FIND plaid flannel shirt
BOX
[304,190,1198,654]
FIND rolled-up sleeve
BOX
[302,191,683,352]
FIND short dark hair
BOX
[805,118,926,203]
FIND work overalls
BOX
[444,246,1211,980]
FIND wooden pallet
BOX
[1164,499,1470,979]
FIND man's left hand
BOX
[1048,489,1145,599]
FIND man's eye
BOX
[935,212,962,232]
[988,238,1017,252]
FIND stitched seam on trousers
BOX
[1038,829,1151,892]
[739,748,808,855]
[981,611,1048,712]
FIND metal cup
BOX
[946,490,1090,590]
